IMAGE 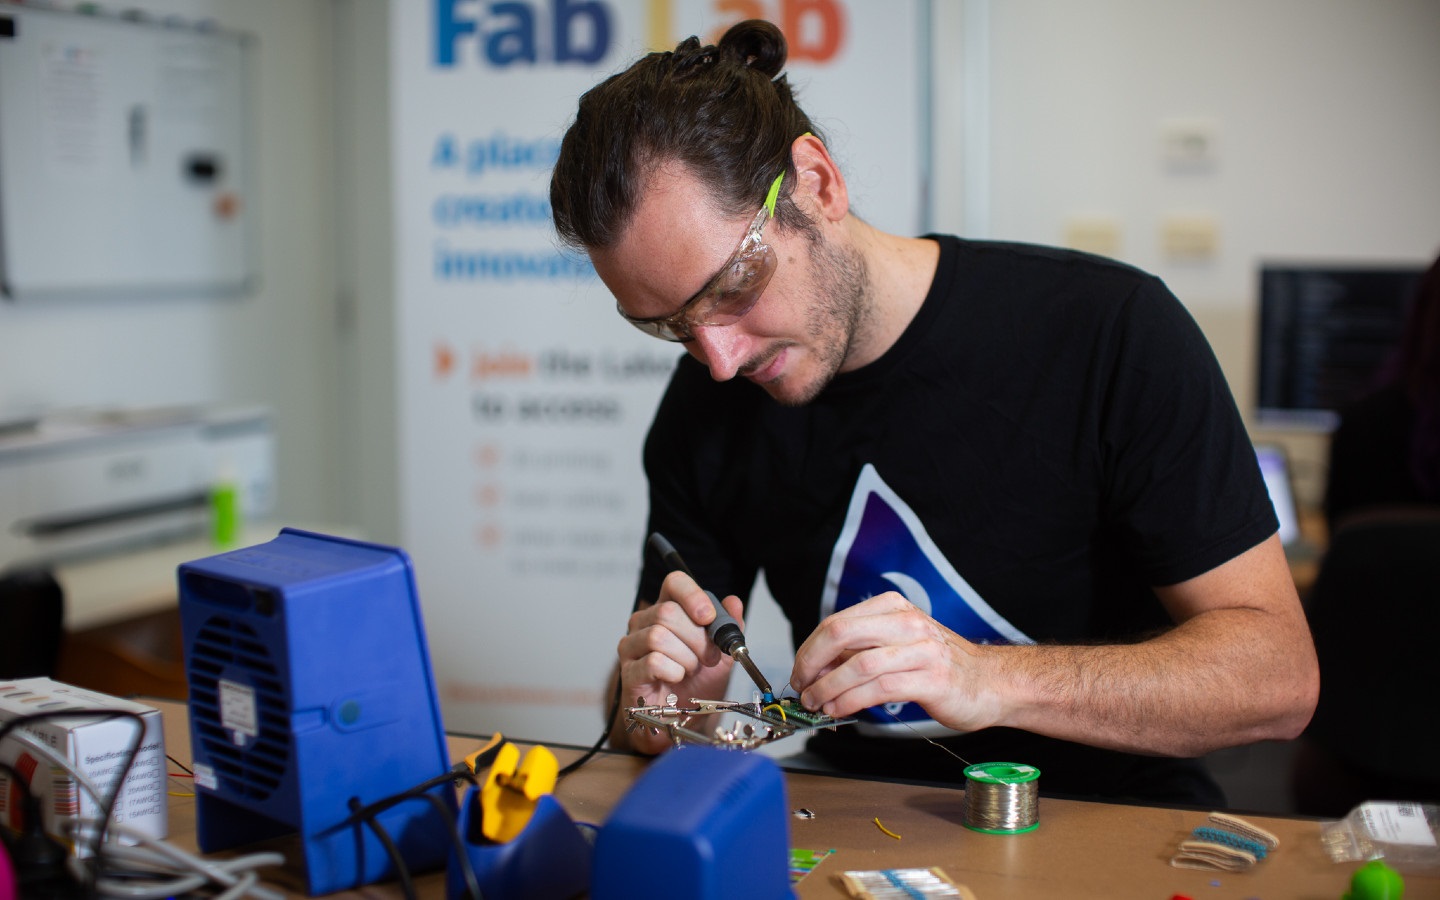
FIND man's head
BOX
[551,20,875,405]
[550,19,820,252]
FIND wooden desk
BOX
[148,700,1439,898]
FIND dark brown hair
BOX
[549,19,824,251]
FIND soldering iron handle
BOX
[702,591,744,654]
[646,533,690,576]
[647,533,744,653]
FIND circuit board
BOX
[625,694,856,750]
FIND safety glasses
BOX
[619,172,785,342]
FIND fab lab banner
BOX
[392,0,929,743]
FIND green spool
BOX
[963,762,1041,834]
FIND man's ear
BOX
[789,133,849,225]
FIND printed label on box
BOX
[1359,802,1438,847]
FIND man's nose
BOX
[688,324,749,381]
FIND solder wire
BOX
[805,692,1040,834]
[961,763,1040,834]
[882,706,972,767]
[877,707,1044,833]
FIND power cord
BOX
[557,674,621,779]
[337,733,509,900]
[60,819,283,900]
[0,760,73,896]
[559,589,648,779]
[0,708,146,896]
[4,708,506,898]
[2,708,286,899]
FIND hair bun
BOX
[718,19,788,77]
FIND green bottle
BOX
[211,473,242,547]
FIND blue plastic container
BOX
[592,746,795,900]
[178,528,454,895]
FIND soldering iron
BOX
[647,533,776,704]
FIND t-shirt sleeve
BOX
[1097,276,1278,585]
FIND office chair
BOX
[1291,509,1440,816]
[0,567,64,678]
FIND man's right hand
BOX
[609,570,745,753]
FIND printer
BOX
[0,405,274,569]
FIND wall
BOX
[962,0,1440,503]
[0,0,345,528]
[6,0,1438,554]
[333,0,1440,532]
[332,0,400,544]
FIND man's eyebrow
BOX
[627,249,728,325]
[682,261,728,306]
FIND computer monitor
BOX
[1255,264,1424,430]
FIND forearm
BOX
[993,607,1317,757]
[792,538,1319,758]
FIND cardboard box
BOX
[0,678,167,854]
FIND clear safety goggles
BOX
[619,172,785,342]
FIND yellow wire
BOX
[873,817,902,840]
[762,703,787,721]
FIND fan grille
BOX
[187,615,291,801]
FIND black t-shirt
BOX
[637,237,1277,803]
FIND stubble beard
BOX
[764,233,872,407]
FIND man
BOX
[549,20,1318,803]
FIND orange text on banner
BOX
[646,0,846,63]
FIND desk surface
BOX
[149,700,1439,899]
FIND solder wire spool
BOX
[962,762,1040,834]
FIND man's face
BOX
[590,165,870,406]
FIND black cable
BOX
[392,765,470,801]
[560,580,652,779]
[0,708,146,898]
[0,759,68,886]
[165,754,193,775]
[338,759,481,829]
[348,796,416,900]
[332,746,507,900]
[420,791,482,900]
[557,676,621,778]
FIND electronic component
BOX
[625,693,854,750]
[768,697,841,727]
[838,867,973,899]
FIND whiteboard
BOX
[0,6,253,299]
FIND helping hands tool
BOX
[647,533,776,704]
